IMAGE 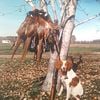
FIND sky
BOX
[0,0,100,41]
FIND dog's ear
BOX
[65,56,73,71]
[70,77,79,87]
[54,56,62,70]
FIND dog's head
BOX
[55,56,73,74]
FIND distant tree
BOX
[93,39,100,43]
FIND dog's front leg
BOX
[66,85,71,100]
[58,85,63,96]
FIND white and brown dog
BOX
[55,56,83,100]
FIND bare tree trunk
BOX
[60,0,66,17]
[40,0,48,13]
[42,0,77,96]
[50,0,58,21]
[42,51,58,92]
[60,0,77,60]
[25,0,36,10]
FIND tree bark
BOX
[42,0,77,94]
[50,0,58,21]
[60,0,77,60]
[40,0,48,13]
[59,0,67,18]
[25,0,36,10]
[42,50,58,92]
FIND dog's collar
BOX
[64,76,68,79]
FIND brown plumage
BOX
[11,9,59,62]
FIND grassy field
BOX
[0,43,100,55]
[0,43,23,55]
[69,43,100,53]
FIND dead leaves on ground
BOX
[0,54,100,100]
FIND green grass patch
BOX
[69,47,100,54]
[0,43,23,55]
[0,43,100,55]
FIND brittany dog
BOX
[55,56,83,100]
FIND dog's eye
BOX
[65,61,72,70]
[65,62,68,67]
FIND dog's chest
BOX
[60,69,77,86]
[67,69,76,79]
